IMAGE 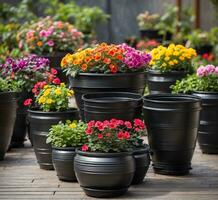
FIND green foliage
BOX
[47,120,87,148]
[0,77,22,92]
[0,45,22,64]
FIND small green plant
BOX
[0,77,22,92]
[137,11,160,30]
[47,120,87,148]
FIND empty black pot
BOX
[193,91,218,154]
[28,109,78,170]
[74,150,135,198]
[52,147,77,182]
[82,92,143,122]
[0,92,17,160]
[147,69,187,94]
[132,145,150,185]
[143,94,201,175]
[69,72,145,120]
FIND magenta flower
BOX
[197,65,217,77]
[47,40,54,47]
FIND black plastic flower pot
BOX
[147,69,188,94]
[140,30,162,41]
[69,72,145,120]
[195,45,213,55]
[82,92,143,122]
[74,150,135,198]
[52,147,77,182]
[28,108,79,170]
[0,92,17,160]
[143,94,201,175]
[193,92,218,154]
[131,145,150,185]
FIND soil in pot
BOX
[74,150,135,198]
[82,92,143,122]
[28,108,79,170]
[143,94,201,175]
[0,92,17,160]
[52,147,77,181]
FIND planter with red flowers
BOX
[61,43,151,120]
[74,118,149,197]
[25,82,78,170]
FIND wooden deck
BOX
[0,139,218,200]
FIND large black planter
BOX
[69,72,145,120]
[132,145,150,184]
[82,92,142,122]
[0,92,17,160]
[52,147,77,181]
[143,94,201,175]
[28,109,78,170]
[74,150,135,198]
[147,69,188,94]
[193,92,218,154]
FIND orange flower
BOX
[103,58,111,64]
[82,63,88,71]
[85,57,91,63]
[37,41,43,47]
[117,54,123,60]
[108,50,115,56]
[94,53,102,61]
[61,58,67,67]
[109,64,118,73]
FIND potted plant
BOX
[46,120,87,181]
[172,64,218,154]
[25,82,78,170]
[61,42,151,120]
[147,44,197,94]
[17,16,84,82]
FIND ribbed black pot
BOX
[52,147,77,181]
[74,150,135,198]
[69,72,145,120]
[147,69,188,94]
[195,45,213,55]
[132,145,150,184]
[143,94,201,175]
[28,109,78,170]
[82,92,142,122]
[193,91,218,154]
[0,92,17,160]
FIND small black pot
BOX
[143,94,201,175]
[195,45,213,55]
[193,91,218,154]
[52,147,77,182]
[69,72,145,120]
[147,69,188,94]
[28,108,79,170]
[82,92,143,122]
[132,145,150,185]
[0,92,17,160]
[74,150,135,198]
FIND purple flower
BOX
[205,64,215,74]
[196,65,217,77]
[197,66,207,77]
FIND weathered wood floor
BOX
[0,139,218,200]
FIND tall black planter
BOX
[28,109,78,170]
[193,92,218,154]
[82,92,142,122]
[69,72,145,120]
[147,69,187,94]
[52,147,77,181]
[0,92,17,160]
[143,94,201,175]
[74,150,135,198]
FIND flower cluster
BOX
[136,39,160,51]
[61,43,151,76]
[137,11,160,30]
[197,64,218,77]
[82,118,146,153]
[17,16,84,54]
[149,44,197,72]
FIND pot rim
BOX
[52,146,77,151]
[147,69,188,75]
[76,150,132,157]
[74,72,145,77]
[192,91,218,94]
[28,108,78,114]
[133,144,150,153]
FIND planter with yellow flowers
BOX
[147,44,197,94]
[25,82,79,170]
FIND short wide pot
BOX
[52,147,77,182]
[147,69,188,94]
[143,94,201,175]
[74,150,135,198]
[82,92,143,122]
[193,91,218,154]
[28,109,78,170]
[0,92,17,160]
[69,72,145,120]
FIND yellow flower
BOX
[60,83,65,87]
[38,96,46,104]
[161,63,167,67]
[173,51,179,56]
[46,99,53,104]
[43,89,51,97]
[67,90,74,97]
[173,59,178,64]
[179,56,185,61]
[169,61,174,66]
[164,56,170,61]
[44,85,50,89]
[55,88,62,95]
[69,123,77,129]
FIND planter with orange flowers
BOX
[61,43,151,120]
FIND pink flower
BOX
[52,78,61,85]
[95,121,104,131]
[117,131,124,140]
[26,30,35,38]
[23,99,32,106]
[82,144,88,152]
[106,132,111,137]
[87,120,95,128]
[205,64,215,74]
[124,121,132,129]
[39,30,48,38]
[123,131,130,139]
[98,134,103,139]
[47,40,54,47]
[51,68,57,75]
[215,67,218,75]
[134,119,145,129]
[197,66,207,77]
[85,128,92,135]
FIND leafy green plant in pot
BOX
[148,44,197,94]
[25,82,78,170]
[172,64,218,154]
[47,120,87,181]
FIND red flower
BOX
[82,144,88,152]
[39,81,47,88]
[98,134,103,139]
[134,119,145,129]
[32,88,37,94]
[95,121,104,131]
[23,98,32,106]
[52,78,61,85]
[103,120,110,127]
[124,121,132,129]
[109,122,117,129]
[87,120,95,128]
[109,64,118,73]
[117,120,124,125]
[123,131,130,139]
[135,127,141,132]
[51,68,58,75]
[117,131,124,140]
[85,128,93,135]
